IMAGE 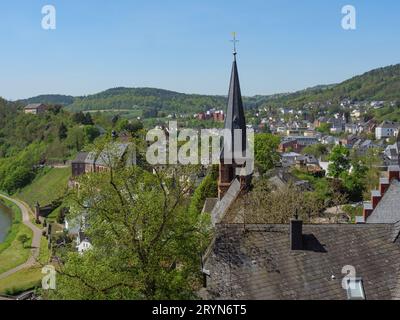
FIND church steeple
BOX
[224,51,247,155]
[218,34,250,199]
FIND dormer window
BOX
[346,278,366,300]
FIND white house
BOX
[76,231,92,254]
[375,121,399,140]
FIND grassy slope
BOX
[16,167,71,208]
[0,200,33,274]
[0,231,51,295]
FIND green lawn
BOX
[0,198,22,254]
[0,223,33,274]
[0,267,42,295]
[0,198,33,274]
[0,225,50,295]
[16,167,71,208]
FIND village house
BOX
[71,143,135,178]
[384,133,400,166]
[278,139,303,153]
[375,121,400,140]
[24,103,48,115]
[76,231,92,254]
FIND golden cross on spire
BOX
[231,32,239,56]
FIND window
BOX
[346,278,366,300]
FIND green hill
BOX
[18,94,74,106]
[271,64,400,107]
[13,63,400,114]
[65,87,271,114]
[16,167,70,208]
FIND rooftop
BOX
[204,223,400,300]
[24,103,45,109]
[367,180,400,224]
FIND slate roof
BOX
[202,198,219,214]
[204,223,400,300]
[79,143,130,167]
[367,180,400,224]
[72,152,89,164]
[95,143,129,167]
[378,121,399,129]
[211,179,242,226]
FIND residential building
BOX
[375,121,399,140]
[24,103,48,115]
[71,143,135,178]
[278,139,303,153]
[384,134,400,165]
[76,231,92,254]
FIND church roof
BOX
[221,53,247,162]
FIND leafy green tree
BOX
[328,145,350,178]
[49,166,210,300]
[316,123,332,135]
[84,126,101,144]
[18,234,29,248]
[58,123,68,140]
[83,113,94,125]
[341,161,368,202]
[189,166,218,215]
[254,133,280,174]
[302,144,328,159]
[72,112,86,124]
[66,127,85,152]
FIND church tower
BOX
[218,35,251,199]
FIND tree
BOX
[231,179,323,224]
[72,112,86,124]
[83,113,94,125]
[302,144,328,159]
[188,166,218,215]
[48,166,210,300]
[65,127,85,152]
[254,133,280,174]
[18,234,29,248]
[341,160,368,202]
[328,145,350,178]
[84,125,101,144]
[316,123,332,135]
[58,122,68,140]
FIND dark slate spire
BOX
[222,52,247,159]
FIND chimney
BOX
[290,214,303,250]
[388,165,400,182]
[379,177,390,195]
[371,190,382,209]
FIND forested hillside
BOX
[0,100,111,194]
[65,87,270,114]
[19,94,74,106]
[270,64,400,107]
[17,64,400,116]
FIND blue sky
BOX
[0,0,399,100]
